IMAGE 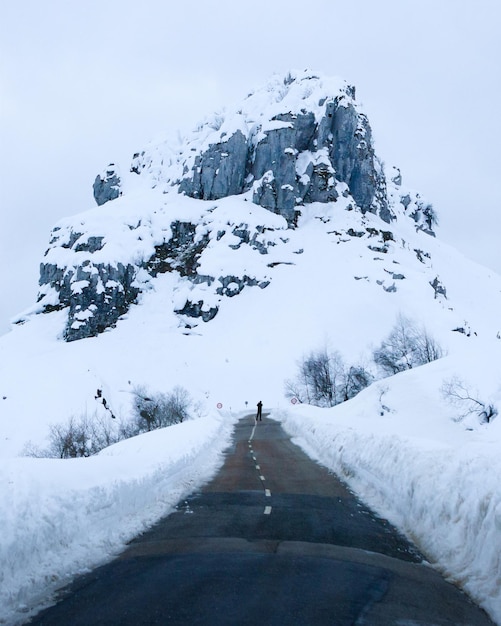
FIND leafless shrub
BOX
[24,385,196,458]
[283,378,305,404]
[41,413,123,458]
[284,349,373,407]
[165,385,193,424]
[441,376,497,424]
[340,365,374,402]
[131,385,193,433]
[373,315,444,376]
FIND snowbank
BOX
[0,411,237,625]
[276,351,501,624]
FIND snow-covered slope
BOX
[4,187,501,454]
[33,70,435,342]
[2,70,501,624]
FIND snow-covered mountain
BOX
[2,70,501,624]
[33,70,437,343]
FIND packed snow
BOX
[277,340,501,622]
[2,69,501,624]
[0,411,237,624]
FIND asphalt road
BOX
[29,414,493,625]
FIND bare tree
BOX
[302,349,344,407]
[165,385,192,424]
[131,385,165,432]
[415,329,444,364]
[373,315,444,376]
[285,349,372,408]
[340,365,374,402]
[283,377,305,404]
[441,376,497,424]
[131,384,194,432]
[89,414,121,450]
[47,416,93,458]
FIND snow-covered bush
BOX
[373,315,444,376]
[24,386,196,458]
[24,413,121,459]
[130,385,194,433]
[284,349,373,407]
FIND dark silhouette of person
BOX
[256,401,263,421]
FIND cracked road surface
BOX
[29,415,493,625]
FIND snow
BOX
[0,411,237,624]
[3,193,501,623]
[2,70,501,624]
[276,344,501,622]
[124,70,354,192]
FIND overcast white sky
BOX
[1,0,500,334]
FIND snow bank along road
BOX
[29,415,493,625]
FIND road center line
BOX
[259,475,266,481]
[264,506,272,515]
[252,456,257,461]
[265,489,271,497]
[255,464,260,470]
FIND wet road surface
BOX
[29,415,493,625]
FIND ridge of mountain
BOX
[30,70,437,342]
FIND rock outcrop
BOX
[178,130,249,203]
[37,209,283,341]
[39,259,139,341]
[93,164,121,206]
[36,71,437,341]
[177,76,391,225]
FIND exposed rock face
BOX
[178,130,248,201]
[177,82,391,225]
[45,71,437,341]
[37,213,281,341]
[93,164,121,206]
[38,252,140,341]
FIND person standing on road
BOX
[256,401,263,421]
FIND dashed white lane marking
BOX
[249,419,270,503]
[264,506,272,515]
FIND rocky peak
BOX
[173,71,391,224]
[33,71,438,342]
